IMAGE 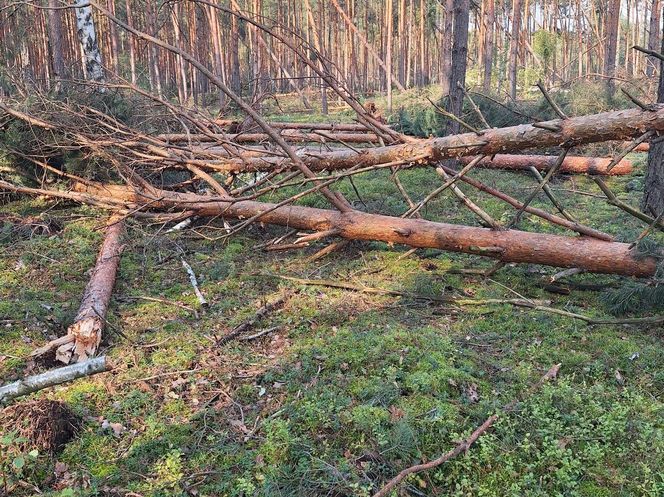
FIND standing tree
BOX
[481,0,495,91]
[643,36,664,217]
[74,0,104,83]
[647,0,662,77]
[46,0,66,87]
[445,0,470,135]
[441,0,454,95]
[508,0,523,100]
[603,0,621,97]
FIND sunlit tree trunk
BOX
[47,0,67,86]
[446,0,469,135]
[74,0,104,82]
[508,0,523,100]
[647,0,661,77]
[603,0,621,96]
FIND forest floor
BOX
[1,111,663,496]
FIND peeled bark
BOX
[460,154,633,175]
[177,106,664,173]
[72,183,657,278]
[55,217,124,364]
[0,357,109,404]
[74,0,104,83]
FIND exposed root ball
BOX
[0,400,81,453]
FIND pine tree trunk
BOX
[646,0,661,77]
[508,0,523,100]
[446,0,470,135]
[603,0,621,96]
[482,0,495,91]
[441,0,454,95]
[47,0,67,85]
[643,35,664,217]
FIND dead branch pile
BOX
[1,94,662,280]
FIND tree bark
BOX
[643,32,664,217]
[0,357,109,404]
[186,106,664,173]
[481,0,495,91]
[460,154,633,175]
[70,182,657,278]
[46,0,67,85]
[160,131,380,144]
[445,0,470,135]
[603,0,621,96]
[74,0,104,83]
[441,0,454,95]
[646,0,662,77]
[508,0,524,100]
[54,217,124,364]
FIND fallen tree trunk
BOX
[459,154,633,175]
[66,182,656,278]
[180,106,664,173]
[620,141,649,152]
[35,217,125,364]
[177,121,376,137]
[157,131,381,144]
[0,357,109,404]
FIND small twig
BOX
[508,146,570,229]
[593,177,664,232]
[532,122,562,132]
[629,210,664,249]
[535,80,568,120]
[460,84,491,129]
[528,166,576,222]
[274,276,664,326]
[436,167,502,229]
[403,155,486,218]
[217,293,290,345]
[606,130,655,173]
[620,88,652,111]
[549,267,585,283]
[238,326,283,341]
[372,363,562,497]
[427,97,483,135]
[120,295,198,317]
[632,44,664,62]
[181,258,208,306]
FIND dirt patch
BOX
[0,400,81,453]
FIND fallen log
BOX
[64,182,657,278]
[460,154,633,175]
[620,141,649,152]
[160,122,376,141]
[31,217,125,364]
[0,357,109,404]
[157,131,381,144]
[176,105,664,173]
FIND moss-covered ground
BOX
[1,138,663,496]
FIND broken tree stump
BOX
[31,217,125,363]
